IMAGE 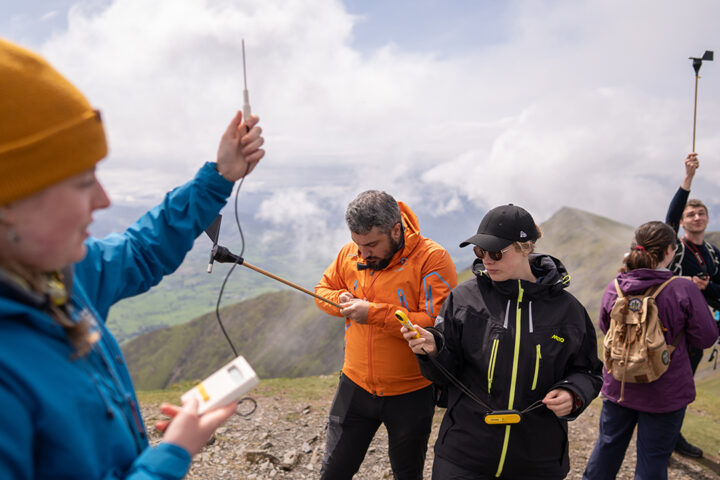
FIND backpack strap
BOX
[647,276,686,348]
[704,240,720,275]
[614,279,625,298]
[647,276,676,299]
[669,242,685,275]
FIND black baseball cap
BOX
[460,204,538,251]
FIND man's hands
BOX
[542,388,575,417]
[692,274,710,291]
[216,111,265,181]
[155,398,237,457]
[339,292,370,324]
[681,152,699,191]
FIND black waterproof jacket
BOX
[419,254,602,479]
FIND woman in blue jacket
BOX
[0,39,264,479]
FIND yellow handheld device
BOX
[484,410,522,425]
[395,310,420,338]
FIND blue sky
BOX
[2,0,720,257]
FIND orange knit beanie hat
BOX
[0,39,107,205]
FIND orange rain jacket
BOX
[315,202,457,396]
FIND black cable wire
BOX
[214,161,251,357]
[422,347,546,416]
[236,396,258,417]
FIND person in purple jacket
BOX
[583,221,718,480]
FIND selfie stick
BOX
[689,50,713,151]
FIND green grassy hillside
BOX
[106,230,331,343]
[122,290,346,390]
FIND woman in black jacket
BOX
[402,204,603,479]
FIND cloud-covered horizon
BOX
[5,0,720,255]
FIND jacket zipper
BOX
[367,325,375,393]
[488,338,500,394]
[495,280,524,478]
[531,344,542,391]
[361,269,380,394]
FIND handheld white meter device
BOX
[181,355,259,415]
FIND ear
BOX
[660,244,676,269]
[391,222,402,242]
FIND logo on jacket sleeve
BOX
[551,334,565,343]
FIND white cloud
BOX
[21,0,720,252]
[256,187,350,258]
[40,11,59,21]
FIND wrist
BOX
[569,390,582,412]
[214,162,234,182]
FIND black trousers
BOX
[320,374,434,480]
[432,456,495,480]
[432,455,565,480]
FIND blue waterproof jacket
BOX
[0,163,233,479]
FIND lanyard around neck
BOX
[682,237,706,268]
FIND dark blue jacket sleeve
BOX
[74,162,234,321]
[666,187,690,233]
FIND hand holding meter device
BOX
[181,355,259,415]
[395,310,419,338]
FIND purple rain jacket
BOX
[599,268,718,412]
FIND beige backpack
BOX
[603,277,683,402]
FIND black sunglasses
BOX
[474,245,512,261]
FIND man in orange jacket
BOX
[315,190,457,479]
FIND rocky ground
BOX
[142,383,720,479]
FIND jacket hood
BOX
[615,268,673,294]
[394,201,421,261]
[472,252,571,297]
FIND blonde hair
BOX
[512,224,543,254]
[0,261,99,356]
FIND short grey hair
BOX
[345,190,401,235]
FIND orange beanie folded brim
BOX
[0,38,108,205]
